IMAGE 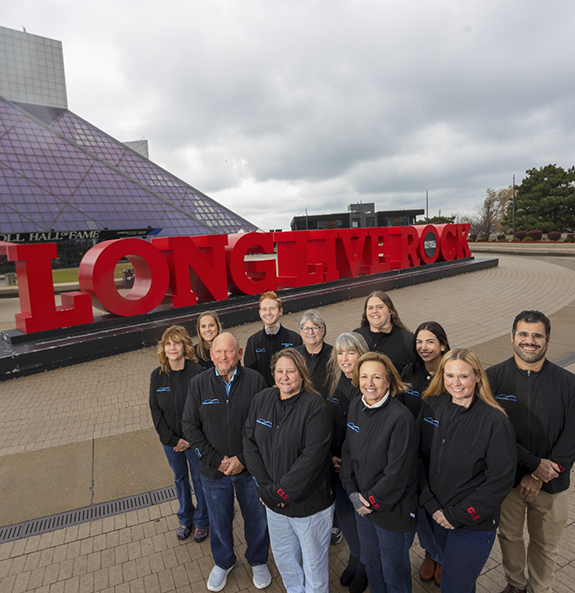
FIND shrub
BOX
[468,233,477,242]
[497,234,506,241]
[565,234,575,243]
[547,231,562,241]
[527,229,543,241]
[516,231,527,240]
[523,236,534,242]
[512,238,521,242]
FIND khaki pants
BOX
[498,487,569,593]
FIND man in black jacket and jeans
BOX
[486,311,575,593]
[183,333,270,592]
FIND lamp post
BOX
[512,175,516,240]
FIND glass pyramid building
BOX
[0,25,258,255]
[0,96,258,238]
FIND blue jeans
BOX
[431,516,496,593]
[200,474,269,570]
[355,514,415,593]
[334,476,361,559]
[417,506,443,564]
[266,503,334,593]
[163,445,208,528]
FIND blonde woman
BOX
[418,348,516,593]
[195,311,222,369]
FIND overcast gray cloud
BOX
[4,0,575,230]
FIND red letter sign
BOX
[79,239,170,316]
[226,232,277,295]
[152,235,228,306]
[7,242,93,333]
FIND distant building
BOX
[0,25,258,268]
[290,203,424,231]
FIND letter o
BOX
[79,239,170,316]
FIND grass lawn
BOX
[52,264,127,284]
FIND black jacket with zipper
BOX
[327,373,361,459]
[182,364,266,479]
[353,325,413,373]
[149,359,204,447]
[243,387,334,518]
[340,394,418,532]
[417,393,516,530]
[244,325,303,387]
[486,357,575,494]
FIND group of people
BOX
[149,289,575,593]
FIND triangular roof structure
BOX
[0,96,258,237]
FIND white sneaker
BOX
[207,564,234,592]
[252,564,272,589]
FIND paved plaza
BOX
[1,253,575,592]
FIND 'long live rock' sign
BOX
[5,224,470,334]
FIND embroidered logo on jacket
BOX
[256,418,273,428]
[424,417,439,427]
[281,342,294,347]
[347,422,360,433]
[495,393,517,402]
[256,348,266,353]
[157,387,170,392]
[467,506,481,521]
[368,495,380,509]
[331,397,340,405]
[406,388,421,398]
[202,398,221,405]
[277,488,289,500]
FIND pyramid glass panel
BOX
[1,96,258,240]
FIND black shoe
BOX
[349,563,368,593]
[330,526,343,545]
[340,556,359,586]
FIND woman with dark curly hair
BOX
[400,321,450,585]
[149,325,209,542]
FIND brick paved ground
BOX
[1,253,575,592]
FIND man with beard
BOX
[486,311,575,593]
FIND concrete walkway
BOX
[1,253,575,592]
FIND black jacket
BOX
[353,325,413,373]
[194,343,214,370]
[182,364,266,479]
[296,342,333,397]
[244,325,303,387]
[399,362,431,420]
[149,359,204,447]
[243,387,334,518]
[418,393,516,530]
[340,394,418,532]
[327,373,361,458]
[486,357,575,494]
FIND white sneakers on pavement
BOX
[207,564,234,592]
[252,564,272,589]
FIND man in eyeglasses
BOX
[486,310,575,593]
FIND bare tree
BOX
[473,187,512,239]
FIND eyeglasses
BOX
[301,326,322,333]
[515,331,546,341]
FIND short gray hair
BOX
[298,309,326,333]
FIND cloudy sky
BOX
[4,0,575,230]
